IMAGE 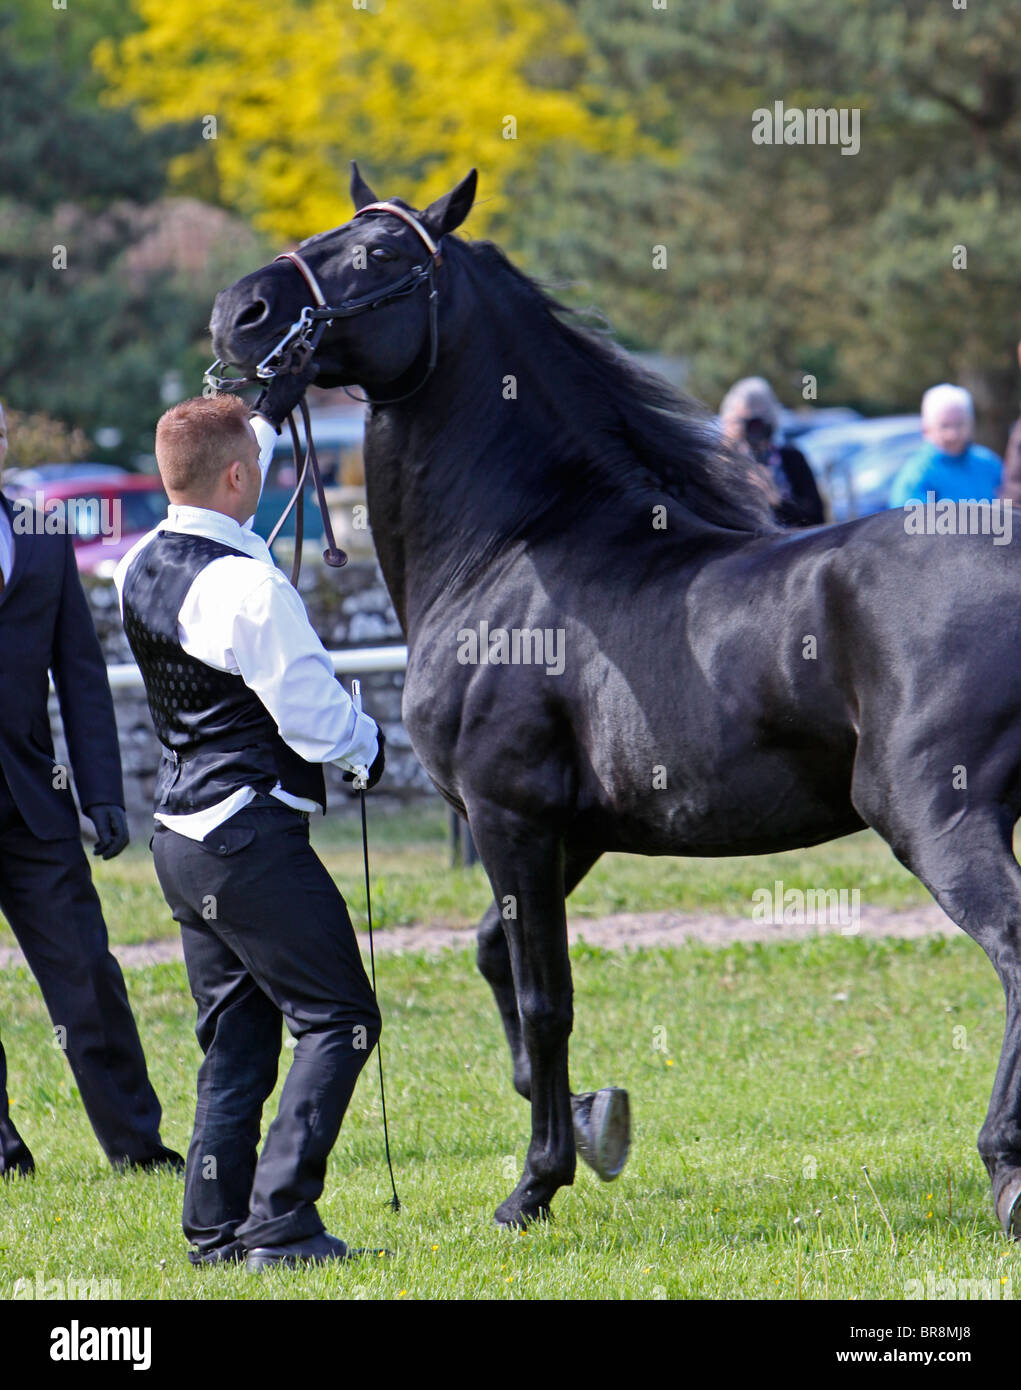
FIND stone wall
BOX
[53,556,436,833]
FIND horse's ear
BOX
[420,169,477,239]
[350,161,379,211]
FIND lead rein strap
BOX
[300,396,346,571]
[265,401,347,588]
[351,678,401,1213]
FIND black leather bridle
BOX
[203,201,444,583]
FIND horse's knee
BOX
[519,990,573,1054]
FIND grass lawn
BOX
[3,800,933,950]
[1,934,1016,1300]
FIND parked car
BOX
[777,406,862,446]
[3,472,168,576]
[268,407,365,488]
[3,462,129,489]
[252,406,367,565]
[799,416,923,521]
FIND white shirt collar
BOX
[163,504,273,564]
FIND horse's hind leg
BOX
[872,800,1021,1233]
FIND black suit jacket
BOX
[0,490,124,840]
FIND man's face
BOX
[923,402,972,457]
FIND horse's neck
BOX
[360,280,726,635]
[362,381,507,634]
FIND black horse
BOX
[211,165,1021,1234]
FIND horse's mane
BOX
[448,235,779,535]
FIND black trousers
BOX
[152,796,381,1253]
[0,766,170,1168]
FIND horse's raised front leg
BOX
[469,805,575,1226]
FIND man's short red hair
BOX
[155,394,255,499]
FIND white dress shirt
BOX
[0,500,13,584]
[113,415,379,840]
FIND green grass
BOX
[1,935,1016,1299]
[0,803,930,949]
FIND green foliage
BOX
[511,0,1021,438]
[1,407,90,471]
[0,31,266,460]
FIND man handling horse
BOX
[114,371,386,1271]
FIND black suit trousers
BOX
[0,767,167,1166]
[152,796,381,1253]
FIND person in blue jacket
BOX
[889,383,1003,506]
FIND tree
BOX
[92,0,661,241]
[0,30,266,459]
[508,0,1021,443]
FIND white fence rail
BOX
[69,644,479,863]
[101,644,409,691]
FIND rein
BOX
[263,397,346,586]
[203,201,444,585]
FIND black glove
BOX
[343,730,385,791]
[85,804,130,859]
[253,361,320,432]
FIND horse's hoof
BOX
[996,1173,1021,1238]
[572,1087,630,1181]
[494,1198,551,1230]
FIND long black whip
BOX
[351,678,401,1213]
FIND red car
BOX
[3,473,168,575]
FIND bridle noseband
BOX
[204,201,444,404]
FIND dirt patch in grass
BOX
[0,901,959,970]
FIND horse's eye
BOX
[370,246,397,263]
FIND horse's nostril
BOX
[235,298,269,331]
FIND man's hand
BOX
[253,361,320,433]
[85,804,130,859]
[343,730,386,791]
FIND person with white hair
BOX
[889,383,1002,507]
[718,376,824,527]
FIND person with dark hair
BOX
[114,374,385,1271]
[0,399,182,1178]
[719,377,825,527]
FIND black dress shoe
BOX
[246,1232,355,1272]
[113,1147,186,1175]
[0,1121,35,1179]
[188,1240,247,1267]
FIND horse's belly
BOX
[581,743,862,857]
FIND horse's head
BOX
[209,163,477,395]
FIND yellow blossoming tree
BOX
[94,0,660,242]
